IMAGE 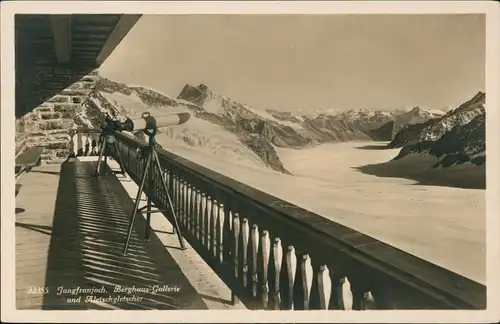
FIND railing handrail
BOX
[113,131,486,309]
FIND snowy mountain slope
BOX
[81,77,391,172]
[78,75,455,174]
[177,84,444,146]
[367,106,445,141]
[80,78,287,172]
[394,111,486,168]
[388,92,485,149]
[385,91,486,171]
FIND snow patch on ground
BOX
[156,116,265,170]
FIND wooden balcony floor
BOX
[15,161,209,310]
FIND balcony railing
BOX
[69,130,486,310]
[69,128,101,157]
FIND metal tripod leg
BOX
[152,149,186,250]
[112,141,126,175]
[123,151,152,256]
[95,138,107,176]
[144,157,153,242]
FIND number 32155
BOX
[28,287,49,294]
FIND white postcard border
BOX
[1,1,499,323]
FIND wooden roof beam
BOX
[95,14,141,67]
[50,15,72,65]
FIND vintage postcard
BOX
[1,1,499,323]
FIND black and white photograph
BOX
[1,1,499,323]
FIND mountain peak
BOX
[453,91,485,114]
[471,91,485,104]
[403,106,444,118]
[177,83,225,113]
[409,106,421,113]
[198,83,210,93]
[178,83,217,102]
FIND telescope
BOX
[102,111,191,135]
[95,111,191,176]
[87,111,191,255]
[121,111,191,255]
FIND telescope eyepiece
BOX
[121,118,135,132]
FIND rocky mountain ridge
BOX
[368,106,445,141]
[388,92,485,149]
[78,75,451,173]
[391,92,486,168]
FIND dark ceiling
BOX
[15,14,139,117]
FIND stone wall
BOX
[16,67,99,163]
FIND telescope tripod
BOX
[123,134,186,256]
[95,133,126,176]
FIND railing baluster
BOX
[162,170,168,206]
[173,176,179,221]
[176,178,183,226]
[71,133,78,156]
[178,179,183,227]
[210,200,217,257]
[247,223,258,298]
[76,133,83,155]
[280,241,294,309]
[166,170,171,206]
[182,180,188,228]
[222,204,232,263]
[152,166,158,199]
[238,218,249,289]
[190,185,196,235]
[168,170,173,202]
[215,202,223,263]
[279,244,294,309]
[157,169,161,200]
[328,270,346,310]
[293,250,309,310]
[182,182,187,230]
[193,189,200,239]
[257,229,269,308]
[156,168,160,200]
[350,279,370,311]
[184,182,191,232]
[185,183,191,232]
[91,134,97,155]
[203,195,210,249]
[198,192,205,241]
[82,134,88,155]
[184,180,190,228]
[267,236,281,309]
[309,261,327,309]
[232,213,240,279]
[177,177,183,228]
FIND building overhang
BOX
[15,14,141,116]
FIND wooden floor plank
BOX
[15,161,208,310]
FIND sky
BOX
[99,14,485,113]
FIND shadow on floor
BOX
[15,207,25,214]
[30,170,61,176]
[198,293,234,306]
[40,161,208,310]
[353,161,486,190]
[15,222,52,235]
